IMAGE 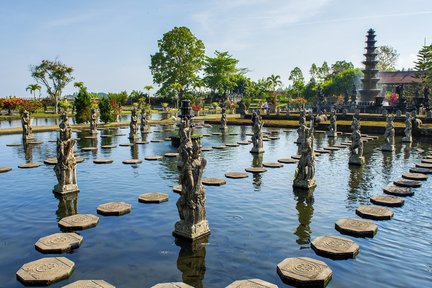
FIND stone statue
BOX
[402,112,412,143]
[238,100,247,118]
[296,108,306,145]
[129,107,139,140]
[54,113,79,194]
[21,110,33,141]
[327,110,337,137]
[250,111,264,154]
[174,117,210,240]
[140,107,149,132]
[90,108,97,134]
[293,121,316,189]
[349,117,365,165]
[220,107,228,130]
[381,114,395,151]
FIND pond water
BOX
[0,113,162,128]
[0,124,431,288]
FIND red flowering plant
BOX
[385,92,398,106]
[192,103,203,112]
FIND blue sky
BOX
[1,0,431,97]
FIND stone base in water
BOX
[250,147,264,154]
[293,179,316,189]
[349,155,365,166]
[173,220,210,240]
[53,184,79,195]
[381,143,394,152]
[402,136,412,143]
[327,132,337,137]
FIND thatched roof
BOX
[378,71,422,84]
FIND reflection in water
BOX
[24,142,33,163]
[252,153,263,189]
[314,133,324,149]
[130,144,139,159]
[327,136,336,147]
[347,164,371,206]
[175,236,208,288]
[403,142,412,159]
[55,192,78,221]
[293,188,314,248]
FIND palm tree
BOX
[266,74,282,91]
[144,85,153,106]
[26,84,41,100]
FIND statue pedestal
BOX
[293,179,316,189]
[381,143,394,152]
[53,184,79,195]
[250,147,264,154]
[327,131,337,138]
[402,136,412,143]
[23,135,34,141]
[349,155,365,166]
[173,220,210,240]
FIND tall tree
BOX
[203,50,239,99]
[318,62,330,82]
[73,82,93,123]
[331,61,354,76]
[150,26,205,106]
[266,74,282,91]
[31,59,74,113]
[376,45,399,71]
[289,67,305,97]
[414,44,432,86]
[26,84,41,100]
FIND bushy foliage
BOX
[1,97,42,113]
[99,97,114,123]
[74,83,93,123]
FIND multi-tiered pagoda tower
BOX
[359,29,381,104]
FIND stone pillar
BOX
[220,107,228,130]
[140,108,149,132]
[326,110,337,138]
[129,107,139,141]
[89,108,98,134]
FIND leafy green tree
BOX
[150,26,205,106]
[322,68,362,97]
[99,97,114,123]
[318,62,330,82]
[331,61,354,76]
[414,44,432,86]
[376,45,399,71]
[144,85,154,106]
[73,82,93,123]
[203,50,239,99]
[309,63,319,82]
[289,67,305,97]
[31,59,74,114]
[26,84,41,100]
[266,74,282,90]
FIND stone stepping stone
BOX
[93,158,113,164]
[237,141,250,145]
[332,144,347,148]
[44,158,57,165]
[119,143,134,147]
[145,155,163,161]
[100,135,113,138]
[58,214,99,230]
[151,139,164,143]
[314,149,330,154]
[136,141,149,145]
[151,282,193,288]
[277,257,332,288]
[27,141,43,145]
[164,137,171,141]
[84,136,97,139]
[226,278,277,288]
[101,144,117,149]
[402,172,428,181]
[48,140,57,143]
[97,202,132,216]
[424,155,432,159]
[18,162,41,169]
[203,124,212,128]
[202,134,211,137]
[383,186,414,197]
[415,162,432,169]
[202,177,226,186]
[229,133,239,136]
[335,218,377,238]
[63,280,115,288]
[212,145,226,150]
[246,133,254,136]
[278,158,298,164]
[409,167,432,174]
[225,143,240,147]
[35,232,83,253]
[263,162,283,168]
[245,167,267,173]
[225,172,249,179]
[138,193,168,203]
[153,130,162,133]
[262,138,270,142]
[172,185,182,194]
[370,195,404,207]
[342,142,352,145]
[421,158,432,164]
[311,235,359,260]
[0,167,12,173]
[6,143,22,147]
[323,146,340,151]
[81,147,98,151]
[393,179,421,188]
[291,155,301,160]
[201,147,213,152]
[212,132,222,136]
[76,157,85,164]
[122,159,143,164]
[355,205,394,220]
[16,257,75,286]
[269,136,280,140]
[114,133,126,136]
[164,152,179,157]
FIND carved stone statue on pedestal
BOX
[140,107,149,132]
[250,111,264,154]
[90,108,97,134]
[349,118,365,165]
[327,110,337,137]
[381,114,395,151]
[21,110,33,141]
[296,108,306,145]
[54,113,79,194]
[220,107,228,130]
[293,122,316,189]
[174,100,210,240]
[129,107,139,140]
[402,112,412,143]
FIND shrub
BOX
[99,97,114,123]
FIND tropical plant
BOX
[26,84,42,100]
[73,82,93,123]
[30,59,74,114]
[99,97,114,123]
[266,74,282,90]
[414,44,432,86]
[58,100,71,112]
[289,67,305,97]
